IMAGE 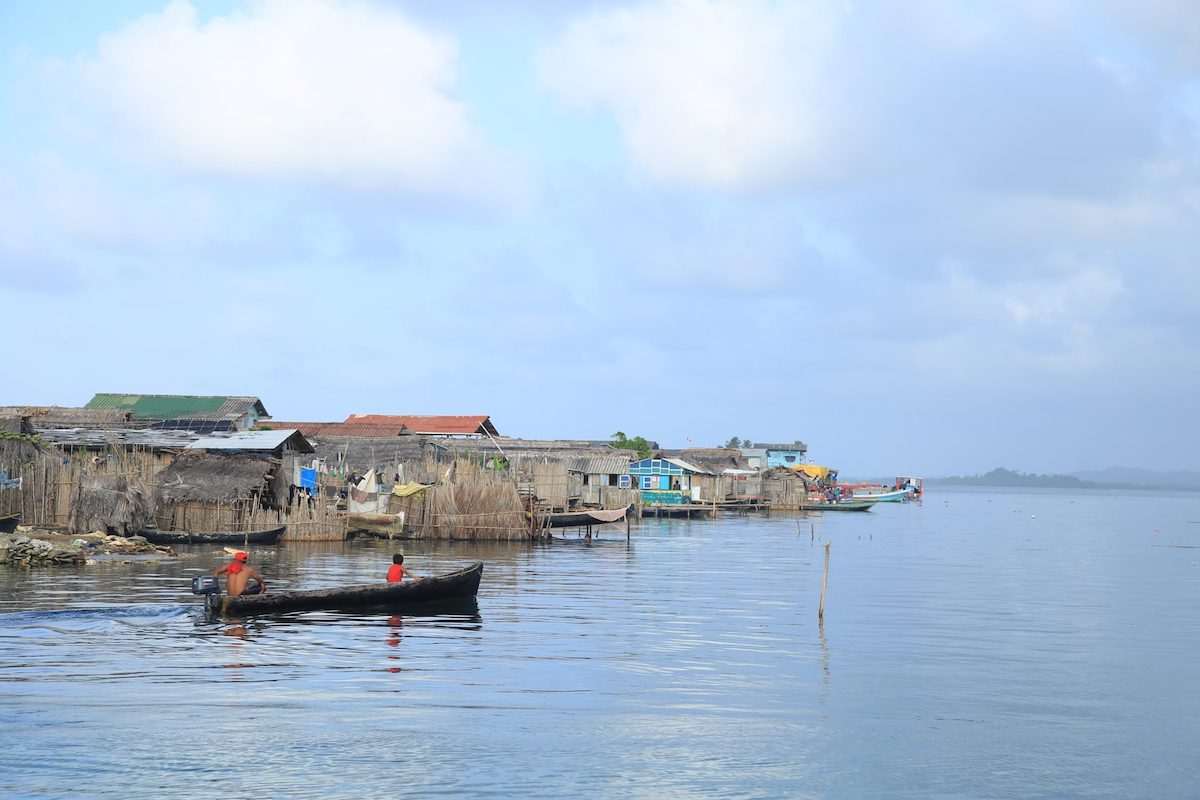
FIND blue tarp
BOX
[299,468,317,490]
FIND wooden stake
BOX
[818,541,830,621]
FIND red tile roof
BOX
[261,421,408,437]
[343,414,497,436]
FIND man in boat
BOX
[213,551,266,596]
[386,553,420,583]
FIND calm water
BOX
[1,488,1198,799]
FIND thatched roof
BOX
[155,452,276,504]
[69,474,154,535]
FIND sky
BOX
[1,0,1198,477]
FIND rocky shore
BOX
[0,529,173,567]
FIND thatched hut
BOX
[69,474,154,535]
[153,451,284,532]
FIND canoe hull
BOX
[801,502,874,512]
[851,489,911,503]
[0,514,19,534]
[542,505,629,528]
[220,561,484,615]
[141,526,286,545]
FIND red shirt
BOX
[386,564,405,583]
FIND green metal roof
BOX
[85,393,266,420]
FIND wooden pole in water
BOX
[818,541,831,620]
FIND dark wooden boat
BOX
[219,561,484,615]
[540,505,629,528]
[140,526,287,545]
[0,513,20,534]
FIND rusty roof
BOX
[263,421,408,437]
[343,414,498,436]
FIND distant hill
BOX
[1069,467,1200,490]
[933,468,1097,488]
[932,467,1199,491]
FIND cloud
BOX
[540,0,842,190]
[75,0,501,193]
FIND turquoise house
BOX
[628,457,712,506]
[760,442,808,469]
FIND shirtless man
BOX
[212,551,266,596]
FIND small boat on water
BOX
[800,501,874,512]
[196,561,484,616]
[849,488,911,503]
[139,526,286,545]
[538,505,630,529]
[0,513,20,534]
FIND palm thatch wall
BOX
[153,451,346,540]
[0,416,69,523]
[69,474,153,535]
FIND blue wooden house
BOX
[759,442,808,469]
[628,456,714,505]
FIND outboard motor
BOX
[191,575,222,614]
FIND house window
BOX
[641,476,653,490]
[619,475,631,488]
[785,455,796,463]
[608,474,619,486]
[582,474,590,485]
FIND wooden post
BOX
[818,541,830,620]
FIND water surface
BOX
[2,488,1198,798]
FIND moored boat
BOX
[538,505,630,528]
[849,488,911,503]
[800,500,874,512]
[207,561,484,615]
[0,513,20,534]
[139,526,286,545]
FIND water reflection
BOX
[2,491,1199,798]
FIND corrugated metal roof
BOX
[507,451,632,474]
[86,393,269,420]
[185,429,313,453]
[37,427,205,450]
[267,421,408,437]
[755,442,808,452]
[569,455,633,475]
[344,414,498,436]
[662,457,714,475]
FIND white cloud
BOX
[540,0,843,190]
[76,0,494,192]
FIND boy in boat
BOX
[386,553,420,583]
[213,551,266,596]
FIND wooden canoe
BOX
[800,501,874,512]
[0,513,19,534]
[539,505,630,528]
[140,526,287,545]
[220,561,484,615]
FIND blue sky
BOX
[2,0,1198,476]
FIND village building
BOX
[628,456,718,505]
[344,414,499,438]
[84,393,271,432]
[757,442,809,469]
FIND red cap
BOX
[234,552,248,562]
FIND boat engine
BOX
[191,575,222,614]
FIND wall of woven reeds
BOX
[155,498,348,541]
